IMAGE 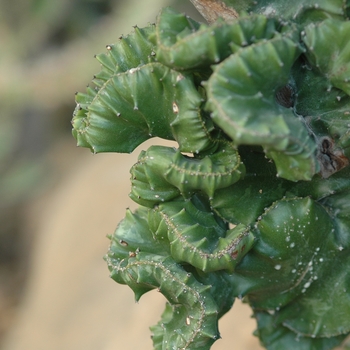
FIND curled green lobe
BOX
[106,207,222,350]
[254,311,348,350]
[73,62,213,153]
[277,249,350,338]
[230,194,350,340]
[149,196,254,273]
[72,24,214,154]
[320,189,350,249]
[107,252,219,349]
[205,30,319,181]
[233,0,347,23]
[129,143,245,207]
[303,18,350,95]
[231,197,336,309]
[72,25,156,151]
[150,270,237,349]
[153,7,279,71]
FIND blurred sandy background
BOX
[0,0,263,349]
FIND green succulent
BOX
[72,1,350,349]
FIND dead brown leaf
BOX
[189,0,238,23]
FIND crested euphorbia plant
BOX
[72,0,350,348]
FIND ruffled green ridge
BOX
[72,3,350,349]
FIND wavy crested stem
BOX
[73,3,350,349]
